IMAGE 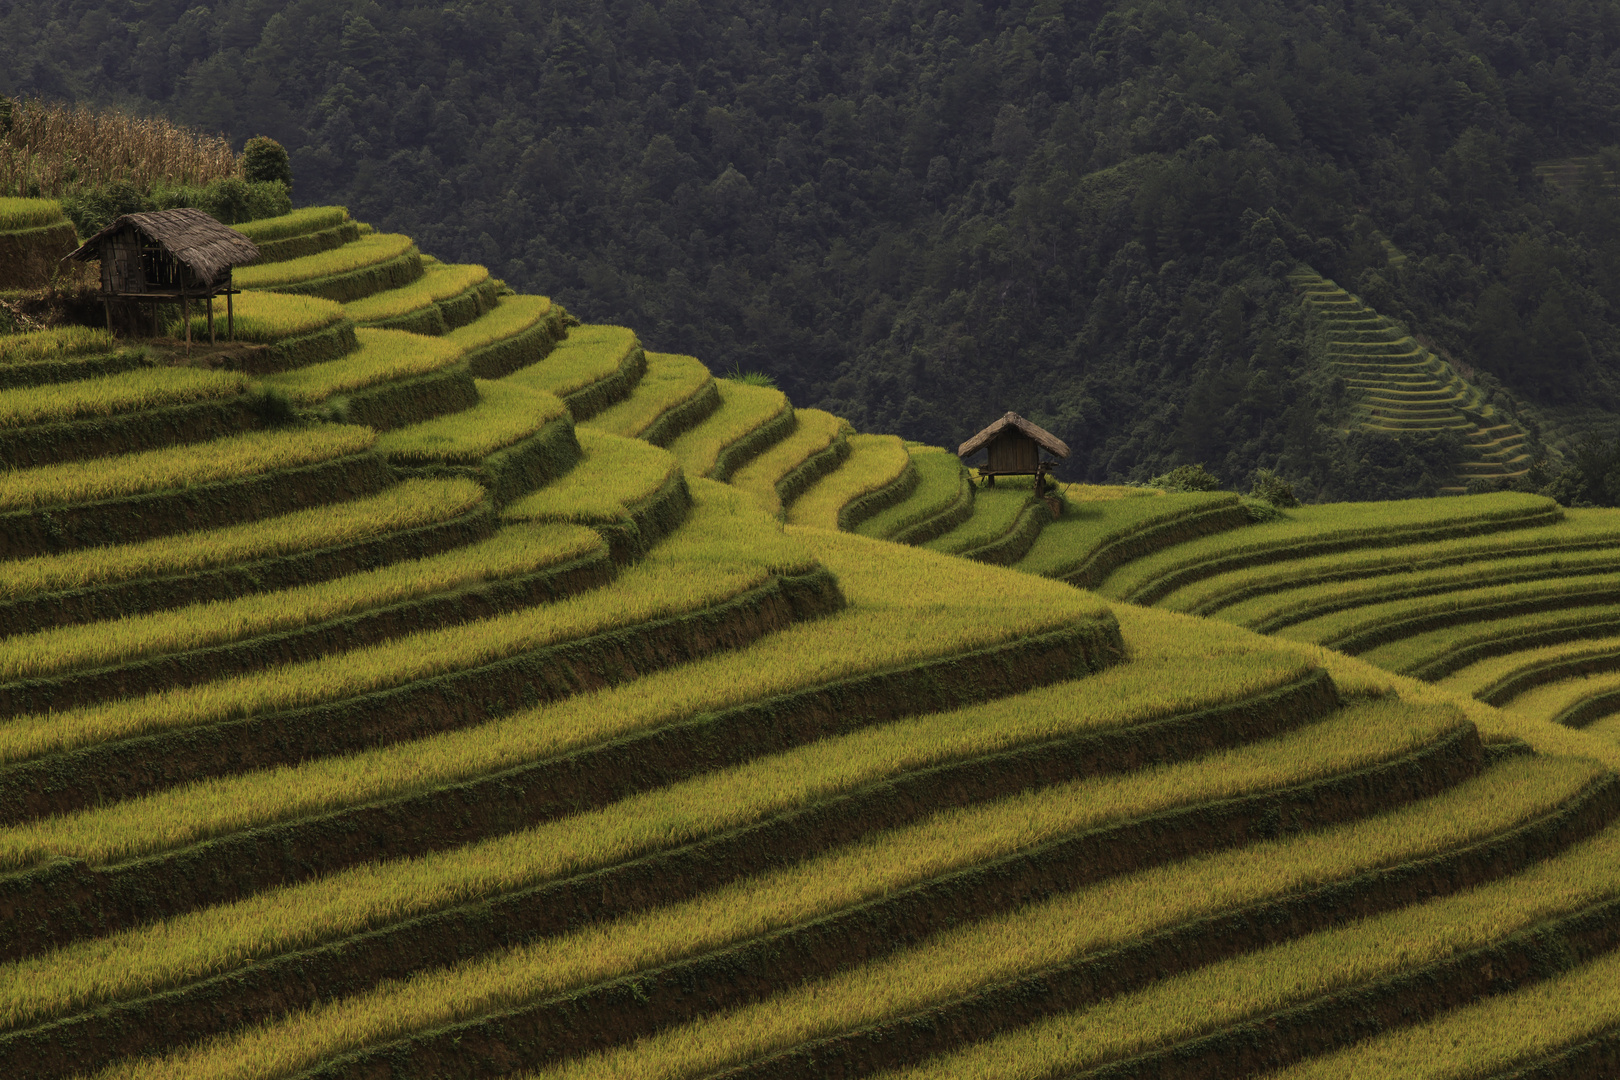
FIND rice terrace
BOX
[14,81,1620,1080]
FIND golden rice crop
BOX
[0,196,66,231]
[59,696,1477,1076]
[1356,601,1620,678]
[1099,491,1558,601]
[0,425,375,511]
[233,234,416,291]
[923,481,1034,553]
[259,328,462,405]
[729,408,848,516]
[856,447,966,539]
[233,208,350,244]
[579,352,711,440]
[344,263,491,323]
[0,477,486,600]
[0,523,599,686]
[514,757,1588,1080]
[444,295,553,354]
[106,751,1581,1080]
[505,324,638,399]
[0,482,804,815]
[1495,665,1620,728]
[1016,491,1236,577]
[1158,508,1620,616]
[0,367,243,428]
[787,433,910,529]
[502,428,677,524]
[667,378,790,477]
[5,644,1311,1028]
[184,291,346,342]
[374,380,567,465]
[1218,548,1620,632]
[1276,568,1620,648]
[0,99,237,198]
[1438,632,1620,701]
[0,511,1101,868]
[1258,919,1620,1079]
[890,761,1619,1080]
[0,326,120,365]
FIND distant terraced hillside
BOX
[1291,269,1533,493]
[8,204,1620,1080]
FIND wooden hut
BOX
[957,411,1070,492]
[62,208,259,344]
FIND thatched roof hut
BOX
[65,208,259,293]
[63,208,258,341]
[958,412,1068,491]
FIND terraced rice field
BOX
[1291,269,1532,492]
[9,207,1620,1080]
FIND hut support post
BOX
[227,284,234,341]
[182,288,191,354]
[207,296,215,344]
[102,298,111,333]
[151,301,159,339]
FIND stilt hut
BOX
[62,208,259,345]
[957,411,1070,493]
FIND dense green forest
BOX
[6,0,1620,498]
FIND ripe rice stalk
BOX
[5,644,1313,1027]
[184,292,346,342]
[856,447,966,539]
[0,477,485,600]
[0,481,807,796]
[0,98,238,198]
[375,380,568,465]
[888,761,1620,1080]
[233,234,416,291]
[506,324,639,399]
[1100,492,1559,602]
[0,523,600,684]
[503,428,677,524]
[0,196,66,231]
[0,515,1102,868]
[0,367,245,429]
[667,378,790,478]
[1158,508,1620,616]
[730,408,849,515]
[513,758,1590,1080]
[787,433,910,530]
[233,208,351,244]
[89,754,1589,1080]
[444,295,553,354]
[0,326,120,365]
[0,425,375,511]
[344,263,491,324]
[259,328,462,405]
[579,352,711,440]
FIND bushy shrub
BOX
[1147,463,1223,493]
[61,177,291,234]
[1249,468,1300,507]
[242,136,293,189]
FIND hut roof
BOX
[64,208,259,281]
[957,411,1070,459]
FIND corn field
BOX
[0,99,239,199]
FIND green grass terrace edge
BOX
[391,414,583,509]
[0,451,394,560]
[0,500,498,639]
[0,394,267,469]
[1052,494,1250,591]
[1108,494,1562,606]
[4,664,1354,1076]
[0,599,1131,962]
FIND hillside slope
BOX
[8,0,1620,496]
[5,209,1620,1080]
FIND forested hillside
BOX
[6,0,1620,497]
